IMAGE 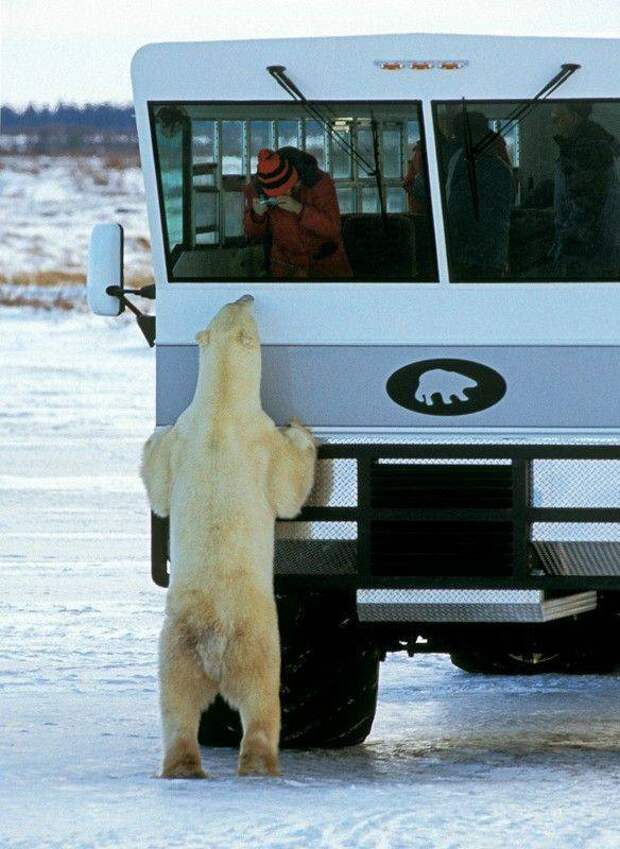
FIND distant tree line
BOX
[1,102,136,132]
[0,103,139,154]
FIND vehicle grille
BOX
[369,462,513,577]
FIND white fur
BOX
[140,297,317,778]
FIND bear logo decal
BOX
[386,358,506,416]
[415,368,479,407]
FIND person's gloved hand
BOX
[252,197,268,217]
[275,195,303,215]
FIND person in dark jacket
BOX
[445,111,514,280]
[550,101,620,279]
[243,147,352,279]
[404,112,510,215]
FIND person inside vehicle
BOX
[403,109,510,215]
[550,101,620,279]
[243,147,352,279]
[405,110,457,214]
[444,111,514,281]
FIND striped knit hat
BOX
[256,148,299,196]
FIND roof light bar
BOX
[374,59,469,71]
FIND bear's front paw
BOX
[286,418,316,447]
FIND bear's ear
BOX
[237,328,257,349]
[195,329,210,346]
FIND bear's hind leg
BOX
[236,702,280,777]
[221,628,281,777]
[159,620,217,779]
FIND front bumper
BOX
[152,442,620,602]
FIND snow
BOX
[0,155,151,288]
[2,310,620,849]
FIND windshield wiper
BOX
[370,111,388,228]
[267,65,377,175]
[266,64,388,224]
[461,98,480,222]
[473,63,581,158]
[461,63,581,221]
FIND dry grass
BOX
[0,290,76,311]
[0,270,155,311]
[0,271,154,287]
[103,153,140,170]
[73,152,140,175]
[0,271,86,285]
[92,172,109,186]
[69,153,141,187]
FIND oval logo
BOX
[386,358,507,416]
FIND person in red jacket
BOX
[243,147,352,279]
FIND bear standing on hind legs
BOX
[140,295,317,779]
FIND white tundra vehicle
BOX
[88,32,620,747]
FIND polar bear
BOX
[414,368,478,407]
[140,295,317,779]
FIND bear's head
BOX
[194,295,261,410]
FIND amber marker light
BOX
[410,61,434,71]
[439,60,468,70]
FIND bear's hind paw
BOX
[160,741,208,779]
[237,750,280,777]
[159,762,208,780]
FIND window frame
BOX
[431,97,620,284]
[147,99,438,284]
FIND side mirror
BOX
[87,223,124,316]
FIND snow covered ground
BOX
[2,310,620,849]
[0,155,150,295]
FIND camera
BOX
[258,196,279,207]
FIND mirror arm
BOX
[106,285,156,347]
[120,284,156,299]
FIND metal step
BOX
[356,589,598,623]
[532,541,620,576]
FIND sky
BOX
[2,0,620,109]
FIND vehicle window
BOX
[154,107,188,250]
[433,99,620,282]
[149,102,438,282]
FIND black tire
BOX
[450,646,619,675]
[450,649,565,675]
[198,590,380,748]
[450,612,620,675]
